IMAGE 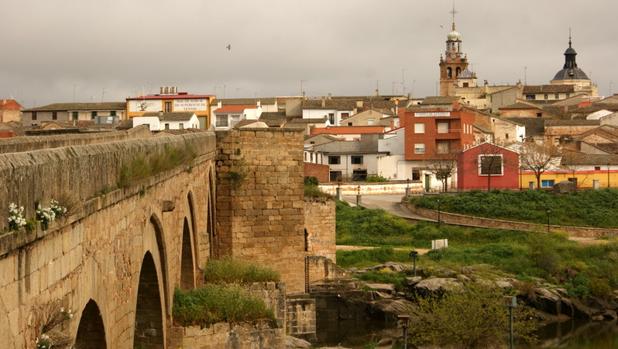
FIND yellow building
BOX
[521,154,618,190]
[126,87,215,129]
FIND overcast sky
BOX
[1,0,616,107]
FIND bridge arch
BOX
[133,251,165,349]
[180,217,196,290]
[187,191,200,268]
[74,299,106,349]
[207,166,216,258]
[149,214,170,316]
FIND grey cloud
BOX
[0,0,616,106]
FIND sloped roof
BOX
[576,125,618,142]
[500,101,542,110]
[0,99,22,111]
[544,119,600,127]
[310,126,386,136]
[312,136,384,155]
[523,85,574,94]
[213,97,276,105]
[213,105,254,114]
[258,112,287,127]
[505,117,545,137]
[561,153,618,166]
[586,142,618,154]
[24,102,126,112]
[421,96,460,105]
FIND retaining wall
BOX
[404,202,618,238]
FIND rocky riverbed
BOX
[304,262,618,348]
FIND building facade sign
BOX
[173,99,208,112]
[414,112,451,117]
[128,100,161,113]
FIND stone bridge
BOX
[0,129,217,348]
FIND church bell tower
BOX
[439,4,469,96]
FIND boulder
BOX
[367,262,410,273]
[405,276,422,286]
[286,336,312,349]
[364,283,396,294]
[413,277,462,296]
[373,298,417,315]
[527,287,582,318]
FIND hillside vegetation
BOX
[409,189,618,228]
[336,201,618,298]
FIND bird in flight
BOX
[226,44,231,51]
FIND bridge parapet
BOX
[0,131,215,235]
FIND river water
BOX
[314,302,618,349]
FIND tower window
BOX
[456,67,461,77]
[447,67,453,79]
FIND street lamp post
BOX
[405,178,411,197]
[398,314,410,349]
[437,198,441,226]
[409,250,419,277]
[546,208,551,233]
[356,185,361,207]
[507,296,517,349]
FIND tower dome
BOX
[447,30,462,42]
[552,36,589,81]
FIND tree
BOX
[409,286,538,349]
[520,142,558,190]
[428,153,458,192]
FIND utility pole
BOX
[300,80,305,97]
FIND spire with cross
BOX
[450,1,457,31]
[569,27,572,48]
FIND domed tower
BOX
[439,5,469,96]
[550,32,597,96]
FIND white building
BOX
[133,112,200,131]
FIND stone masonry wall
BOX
[405,202,618,238]
[176,322,284,349]
[304,199,336,262]
[0,126,152,153]
[215,128,306,294]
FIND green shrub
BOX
[204,258,280,284]
[304,184,332,199]
[337,247,409,268]
[304,176,319,186]
[409,285,538,348]
[365,175,388,183]
[117,144,197,188]
[173,284,275,327]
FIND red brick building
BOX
[401,97,476,161]
[457,143,519,191]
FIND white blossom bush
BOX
[36,334,51,349]
[36,204,56,230]
[7,203,27,231]
[50,199,67,217]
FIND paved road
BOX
[341,194,434,222]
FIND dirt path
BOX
[336,245,430,255]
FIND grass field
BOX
[409,189,618,228]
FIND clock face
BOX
[138,102,148,111]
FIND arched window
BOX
[456,67,461,78]
[447,67,453,79]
